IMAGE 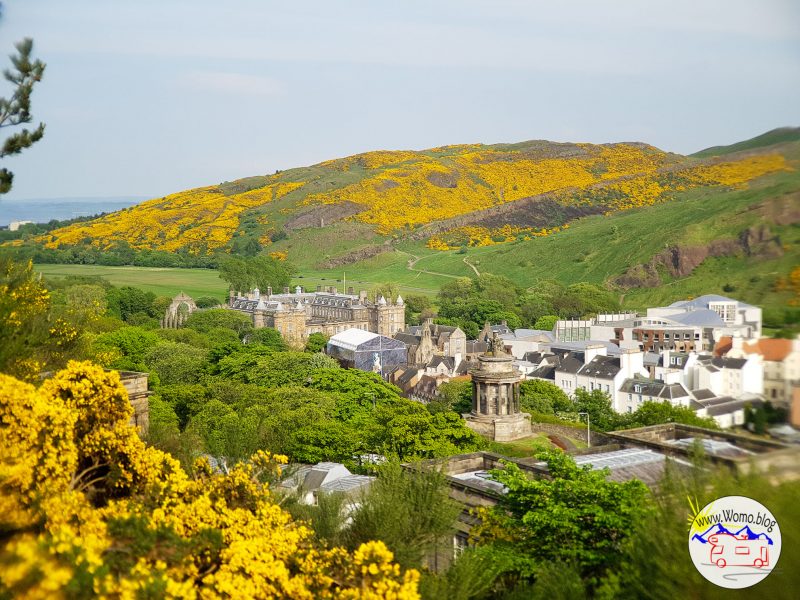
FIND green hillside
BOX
[692,127,800,158]
[10,130,800,317]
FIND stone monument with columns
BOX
[464,334,531,442]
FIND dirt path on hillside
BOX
[463,257,480,277]
[394,249,463,280]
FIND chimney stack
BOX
[584,343,606,365]
[283,286,290,294]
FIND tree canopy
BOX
[217,255,294,292]
[0,38,45,194]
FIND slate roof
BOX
[394,332,420,347]
[701,356,749,370]
[577,355,621,379]
[396,368,422,389]
[691,388,716,400]
[428,355,456,371]
[555,353,586,375]
[522,351,551,364]
[693,396,763,417]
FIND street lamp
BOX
[578,412,591,447]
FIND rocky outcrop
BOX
[283,201,365,230]
[425,171,459,189]
[614,225,783,289]
[406,193,605,241]
[759,192,800,225]
[315,243,390,269]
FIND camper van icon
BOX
[707,532,770,568]
[688,496,781,589]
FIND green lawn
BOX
[488,432,587,458]
[34,264,229,300]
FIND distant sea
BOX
[0,196,147,226]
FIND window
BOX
[628,394,632,401]
[627,407,632,413]
[684,333,691,339]
[670,357,676,366]
[638,395,643,403]
[664,333,670,340]
[676,358,682,366]
[454,533,469,558]
[590,382,594,391]
[605,384,610,392]
[634,384,641,393]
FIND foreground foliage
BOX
[0,361,420,599]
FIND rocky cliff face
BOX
[614,225,784,289]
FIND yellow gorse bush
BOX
[0,361,420,599]
[39,144,790,253]
[40,180,305,254]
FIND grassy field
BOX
[33,264,230,300]
[32,260,447,299]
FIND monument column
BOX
[464,333,531,442]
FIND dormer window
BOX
[634,384,641,393]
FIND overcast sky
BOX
[1,0,798,200]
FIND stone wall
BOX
[529,422,615,446]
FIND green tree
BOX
[369,401,484,461]
[519,379,572,415]
[157,383,208,429]
[403,294,432,324]
[185,308,253,338]
[622,401,717,430]
[573,388,620,431]
[304,332,328,353]
[194,296,221,308]
[519,293,556,327]
[143,341,209,386]
[217,255,294,292]
[346,464,461,570]
[476,451,650,591]
[247,327,288,351]
[0,38,45,194]
[474,274,520,310]
[428,380,472,415]
[93,326,160,371]
[106,286,157,322]
[554,283,619,319]
[533,315,559,331]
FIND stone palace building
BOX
[228,285,405,347]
